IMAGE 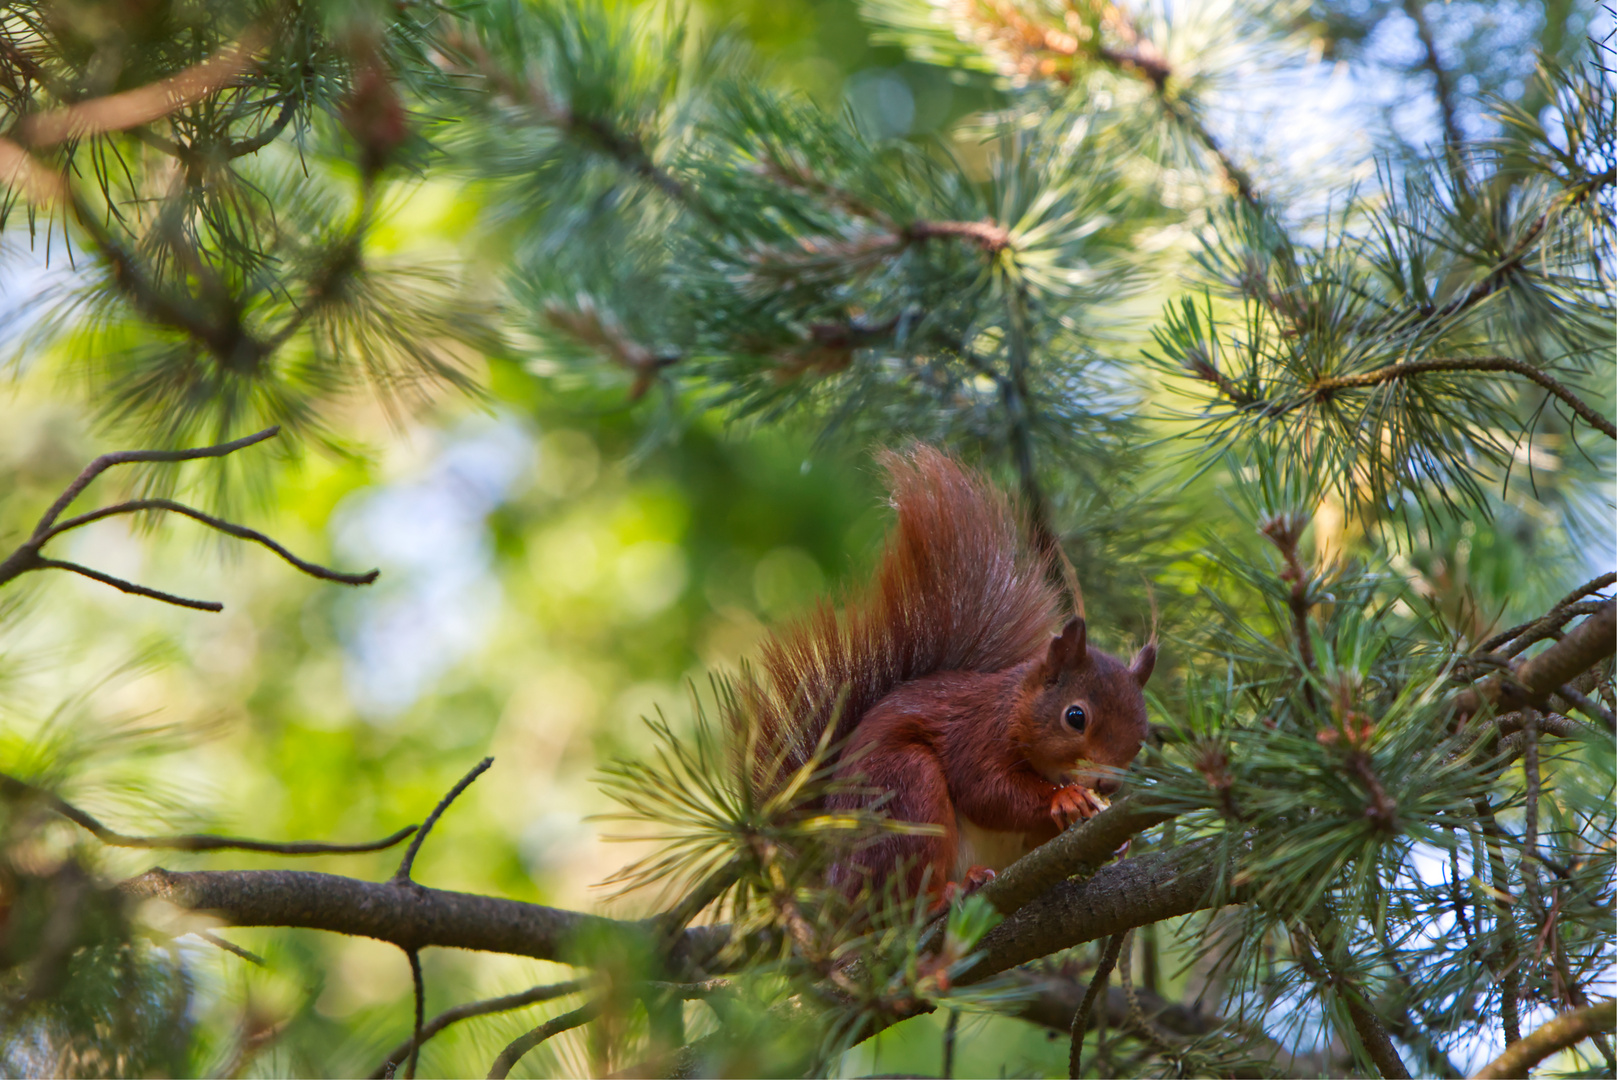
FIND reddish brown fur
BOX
[734,446,1155,901]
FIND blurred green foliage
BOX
[0,0,1611,1075]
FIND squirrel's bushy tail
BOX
[738,445,1061,797]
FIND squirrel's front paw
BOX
[962,865,996,892]
[1049,785,1108,829]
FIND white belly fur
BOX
[953,814,1037,879]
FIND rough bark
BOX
[963,841,1229,985]
[121,867,728,973]
[1470,1000,1615,1079]
[1456,602,1615,721]
[977,793,1177,916]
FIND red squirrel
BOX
[739,446,1155,901]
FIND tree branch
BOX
[1292,927,1410,1079]
[1456,601,1616,723]
[1470,1000,1616,1079]
[487,1000,601,1080]
[1300,356,1615,439]
[40,499,379,586]
[963,841,1227,984]
[0,427,379,608]
[1476,571,1615,654]
[0,772,418,855]
[118,866,729,971]
[1403,1,1467,187]
[1069,931,1125,1078]
[372,981,587,1079]
[393,758,493,884]
[976,793,1177,916]
[31,427,280,538]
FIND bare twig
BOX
[1475,574,1614,654]
[1521,711,1545,925]
[1474,797,1523,1046]
[41,499,378,585]
[1554,683,1615,729]
[0,772,418,855]
[0,427,380,609]
[194,930,265,967]
[33,428,279,538]
[31,558,226,611]
[487,999,602,1080]
[1469,1000,1616,1079]
[394,758,494,884]
[405,950,426,1080]
[372,981,587,1079]
[1070,931,1126,1078]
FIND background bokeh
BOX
[0,0,1610,1075]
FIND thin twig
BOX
[1520,710,1544,925]
[1474,797,1523,1046]
[33,427,279,536]
[1260,513,1318,708]
[42,499,378,585]
[405,950,425,1080]
[1069,931,1125,1078]
[0,426,379,610]
[1293,926,1411,1079]
[32,558,224,611]
[1403,0,1467,188]
[0,771,418,854]
[195,929,265,966]
[1283,356,1614,439]
[487,999,602,1080]
[371,981,588,1080]
[1492,572,1617,653]
[394,758,494,884]
[1554,683,1615,728]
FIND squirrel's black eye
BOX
[1064,705,1086,732]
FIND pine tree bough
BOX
[119,867,729,974]
[117,841,1225,992]
[976,793,1178,915]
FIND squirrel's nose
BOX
[1090,775,1121,796]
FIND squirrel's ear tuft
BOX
[1039,617,1087,685]
[1130,642,1157,687]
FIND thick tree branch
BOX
[1470,1000,1616,1079]
[118,867,730,973]
[963,841,1226,984]
[977,793,1177,916]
